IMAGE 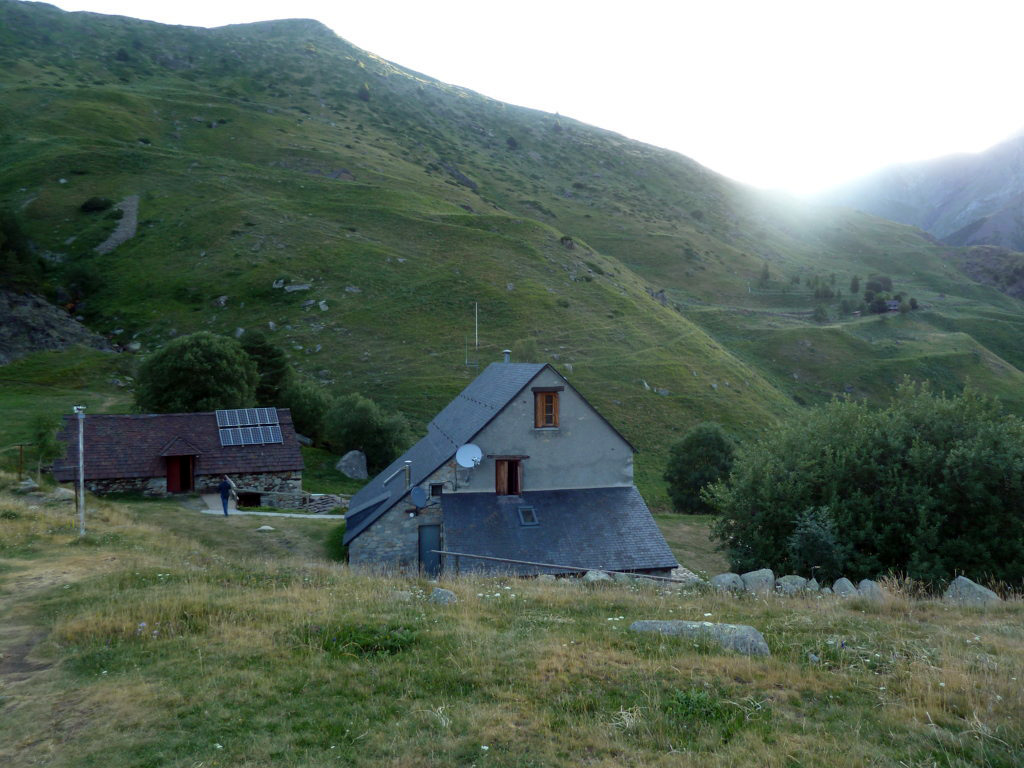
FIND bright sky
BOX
[45,0,1024,194]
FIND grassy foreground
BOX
[1,482,1022,767]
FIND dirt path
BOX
[94,194,139,254]
[0,554,119,687]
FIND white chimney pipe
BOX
[503,349,511,363]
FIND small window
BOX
[518,506,538,526]
[534,391,559,428]
[430,483,444,498]
[495,459,522,495]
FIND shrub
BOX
[708,381,1024,582]
[134,332,258,413]
[80,197,113,212]
[664,422,735,514]
[279,377,333,443]
[323,394,411,473]
[240,329,293,405]
[786,507,845,581]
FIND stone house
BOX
[53,408,304,507]
[344,357,678,576]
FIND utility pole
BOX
[73,405,86,537]
[474,301,479,349]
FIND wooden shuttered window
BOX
[534,390,559,428]
[495,459,522,495]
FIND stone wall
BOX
[84,471,302,502]
[349,463,447,573]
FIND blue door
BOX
[418,525,441,577]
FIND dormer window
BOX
[533,387,562,428]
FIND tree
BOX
[280,377,333,443]
[323,393,411,473]
[663,422,736,514]
[134,332,258,413]
[849,275,860,294]
[708,382,1024,583]
[812,304,829,323]
[240,329,292,405]
[29,413,63,480]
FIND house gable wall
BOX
[455,367,633,494]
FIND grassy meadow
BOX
[1,479,1022,767]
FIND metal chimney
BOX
[503,349,511,363]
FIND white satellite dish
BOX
[455,443,483,468]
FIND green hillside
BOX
[3,1,1024,503]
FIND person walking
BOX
[217,475,237,516]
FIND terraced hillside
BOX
[2,1,1024,501]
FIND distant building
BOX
[345,356,678,577]
[53,408,304,507]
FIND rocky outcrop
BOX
[630,620,770,656]
[0,290,112,364]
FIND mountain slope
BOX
[821,131,1024,249]
[2,1,1024,502]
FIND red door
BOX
[165,456,194,493]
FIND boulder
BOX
[536,574,556,583]
[335,450,368,480]
[857,579,886,602]
[711,573,744,592]
[943,576,1001,606]
[49,486,76,503]
[629,620,770,657]
[670,566,705,587]
[255,525,275,532]
[741,568,775,595]
[583,570,613,583]
[820,587,833,595]
[284,284,311,293]
[15,478,40,494]
[429,587,457,605]
[775,575,808,595]
[833,578,859,598]
[806,578,820,592]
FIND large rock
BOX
[741,568,775,595]
[775,575,808,595]
[806,578,820,592]
[670,566,705,587]
[15,478,40,494]
[711,573,744,592]
[857,579,886,602]
[833,578,859,598]
[583,570,613,583]
[943,576,1001,606]
[629,620,770,656]
[429,587,457,605]
[335,450,368,480]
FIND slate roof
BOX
[344,362,546,544]
[52,409,303,482]
[441,487,679,575]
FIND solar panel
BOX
[216,408,282,446]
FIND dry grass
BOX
[1,478,1022,767]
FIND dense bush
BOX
[240,329,292,405]
[80,196,113,212]
[708,381,1024,583]
[279,377,333,444]
[134,332,258,413]
[323,393,411,473]
[663,422,735,514]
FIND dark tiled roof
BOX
[344,362,545,545]
[441,486,678,575]
[52,409,303,482]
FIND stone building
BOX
[345,356,677,576]
[53,408,304,507]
